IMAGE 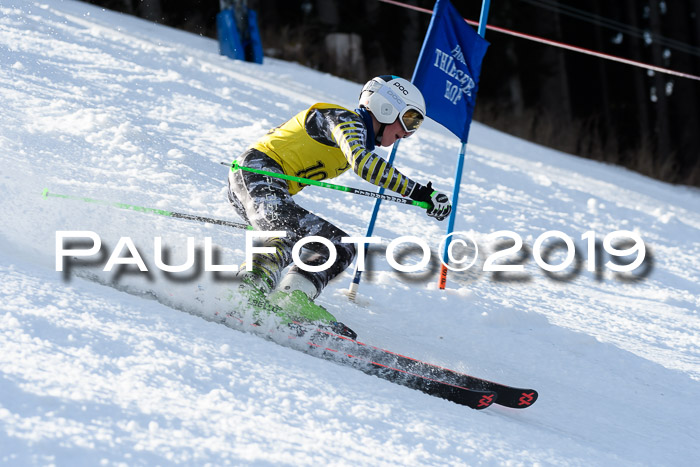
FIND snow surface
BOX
[1,1,700,465]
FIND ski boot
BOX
[266,289,357,339]
[271,273,357,339]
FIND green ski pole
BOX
[42,189,253,230]
[224,161,430,209]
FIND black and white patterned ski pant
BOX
[227,149,357,298]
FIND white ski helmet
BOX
[359,75,426,133]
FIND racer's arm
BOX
[314,107,451,221]
[331,120,416,196]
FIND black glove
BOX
[409,182,452,221]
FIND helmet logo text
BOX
[392,81,410,95]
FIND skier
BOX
[227,75,451,328]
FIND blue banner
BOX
[413,0,490,142]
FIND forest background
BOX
[82,0,700,187]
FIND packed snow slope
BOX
[2,1,699,465]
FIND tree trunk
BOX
[647,0,672,170]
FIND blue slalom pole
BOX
[478,0,491,37]
[438,0,491,289]
[347,140,401,301]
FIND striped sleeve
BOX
[331,121,416,196]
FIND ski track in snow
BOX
[1,1,699,465]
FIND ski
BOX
[220,310,497,410]
[440,368,538,409]
[305,327,538,409]
[301,330,498,410]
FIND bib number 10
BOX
[483,230,647,275]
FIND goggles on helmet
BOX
[399,107,424,133]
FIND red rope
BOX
[378,0,700,82]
